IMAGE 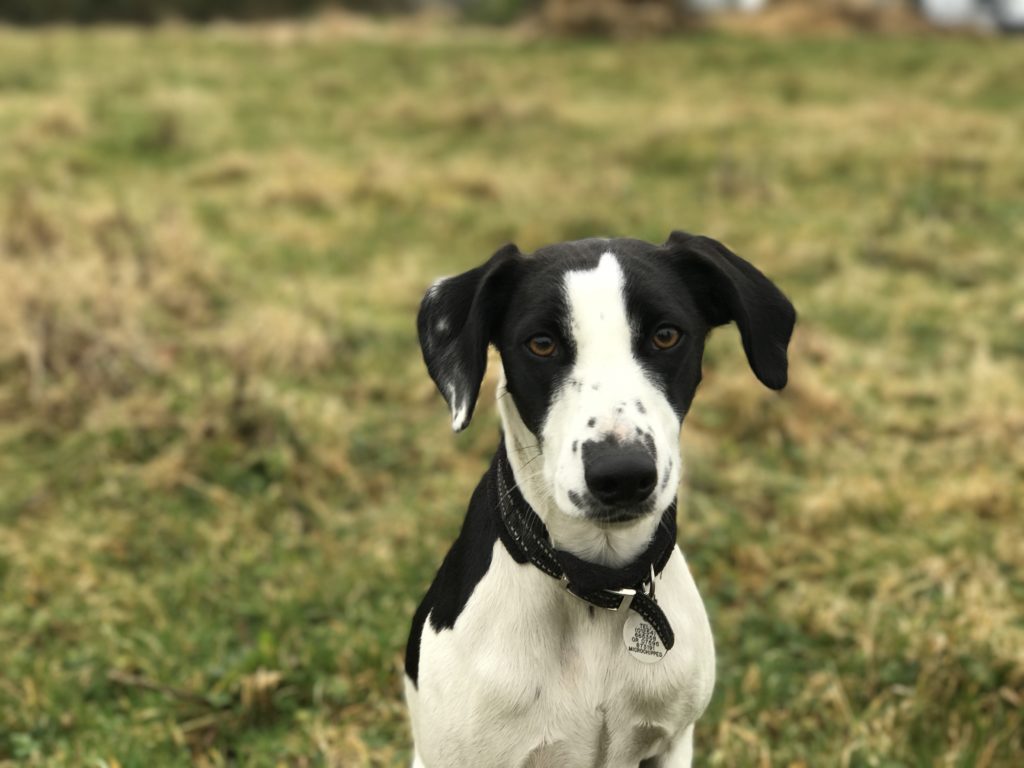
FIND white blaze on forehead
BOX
[564,253,633,366]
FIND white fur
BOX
[408,253,715,767]
[447,382,470,432]
[405,543,715,767]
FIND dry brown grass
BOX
[0,19,1020,767]
[0,190,216,425]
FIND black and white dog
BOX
[405,232,795,767]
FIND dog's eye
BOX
[527,335,557,358]
[652,326,682,351]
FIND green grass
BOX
[0,19,1022,767]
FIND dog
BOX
[405,231,795,767]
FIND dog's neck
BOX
[496,368,666,568]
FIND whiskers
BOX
[507,440,541,458]
[497,448,558,537]
[498,466,551,509]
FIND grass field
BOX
[0,18,1022,767]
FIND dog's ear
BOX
[418,244,522,432]
[664,230,796,390]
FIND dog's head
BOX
[418,232,795,560]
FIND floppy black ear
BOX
[417,244,522,432]
[664,230,796,390]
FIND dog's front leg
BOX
[643,725,693,768]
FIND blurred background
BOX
[0,1,1022,766]
[3,0,1024,29]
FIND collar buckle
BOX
[605,587,636,613]
[560,577,636,612]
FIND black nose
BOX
[583,441,657,507]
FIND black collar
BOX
[493,441,677,651]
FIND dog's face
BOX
[497,244,705,526]
[418,232,795,555]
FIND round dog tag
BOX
[623,612,668,664]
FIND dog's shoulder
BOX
[405,460,514,685]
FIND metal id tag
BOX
[623,612,667,664]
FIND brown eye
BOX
[527,335,557,358]
[652,326,681,350]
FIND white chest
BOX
[406,545,716,768]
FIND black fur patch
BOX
[405,453,528,685]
